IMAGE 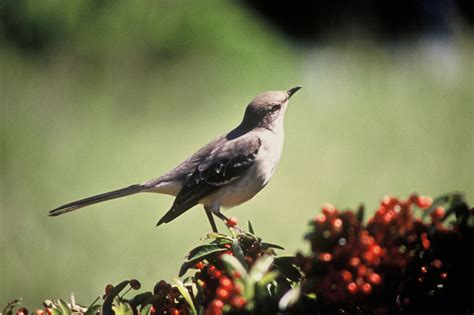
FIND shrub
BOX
[3,193,473,315]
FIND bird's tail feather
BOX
[49,184,144,216]
[156,204,191,226]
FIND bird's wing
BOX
[156,135,262,225]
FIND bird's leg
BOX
[204,206,218,233]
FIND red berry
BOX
[219,276,233,291]
[232,284,242,295]
[45,309,53,315]
[211,299,224,309]
[226,217,238,227]
[431,259,443,269]
[349,257,361,267]
[195,262,204,269]
[314,215,326,224]
[319,252,332,262]
[357,265,367,277]
[216,287,230,301]
[347,282,358,294]
[230,296,246,309]
[208,265,216,274]
[371,245,382,256]
[341,270,352,282]
[440,272,448,279]
[431,207,445,219]
[332,218,343,229]
[169,308,179,315]
[360,282,372,294]
[421,233,430,250]
[35,310,45,315]
[322,203,335,215]
[212,270,222,279]
[368,272,382,285]
[150,305,156,314]
[421,266,427,274]
[416,196,432,209]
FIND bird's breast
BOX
[206,130,284,208]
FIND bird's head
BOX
[240,86,302,131]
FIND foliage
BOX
[3,193,473,314]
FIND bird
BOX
[49,86,302,232]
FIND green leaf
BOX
[84,304,101,315]
[2,298,22,315]
[232,239,248,270]
[200,233,231,241]
[139,304,152,315]
[112,301,133,315]
[128,292,153,310]
[179,245,227,276]
[210,238,233,246]
[278,286,301,311]
[274,257,303,282]
[57,299,72,315]
[221,254,248,279]
[258,271,279,287]
[174,279,197,315]
[261,242,285,250]
[248,221,255,234]
[249,255,274,283]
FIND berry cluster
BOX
[296,193,473,314]
[196,264,246,315]
[5,193,472,315]
[149,280,191,315]
[193,232,274,315]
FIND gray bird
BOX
[49,86,302,231]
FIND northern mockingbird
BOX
[49,86,302,232]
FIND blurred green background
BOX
[1,0,472,308]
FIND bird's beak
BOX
[287,86,302,98]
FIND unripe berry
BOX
[105,284,114,295]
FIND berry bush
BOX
[3,193,473,315]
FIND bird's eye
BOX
[271,104,281,112]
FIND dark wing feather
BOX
[156,136,261,226]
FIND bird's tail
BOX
[49,184,145,216]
